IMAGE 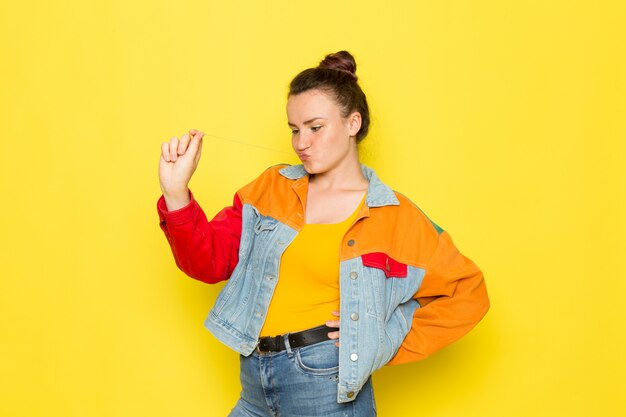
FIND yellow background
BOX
[1,1,625,416]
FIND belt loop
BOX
[283,333,293,357]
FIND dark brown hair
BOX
[289,50,370,143]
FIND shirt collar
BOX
[278,164,399,208]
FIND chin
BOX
[301,161,315,173]
[301,161,324,175]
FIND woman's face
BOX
[286,89,361,175]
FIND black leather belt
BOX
[256,324,337,353]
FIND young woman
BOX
[157,51,489,417]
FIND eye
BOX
[290,129,299,135]
[311,125,322,132]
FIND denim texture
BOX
[228,338,376,417]
[205,165,426,403]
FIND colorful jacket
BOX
[157,163,490,403]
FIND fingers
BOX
[327,329,340,347]
[178,134,190,156]
[161,137,182,162]
[326,310,340,347]
[326,310,340,327]
[327,329,340,339]
[194,133,203,165]
[326,319,340,328]
[167,137,180,162]
[161,129,203,163]
[188,131,204,163]
[161,141,171,162]
[326,310,340,328]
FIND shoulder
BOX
[362,164,443,253]
[360,185,444,267]
[236,164,302,221]
[392,191,444,236]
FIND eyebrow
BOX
[287,117,326,127]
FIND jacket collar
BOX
[278,164,399,208]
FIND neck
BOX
[309,150,367,191]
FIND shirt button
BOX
[350,353,358,361]
[350,313,359,321]
[349,271,358,280]
[265,275,274,280]
[254,312,262,318]
[347,239,355,247]
[347,391,355,398]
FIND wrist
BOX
[163,190,191,211]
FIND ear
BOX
[347,111,362,137]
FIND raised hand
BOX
[159,129,204,210]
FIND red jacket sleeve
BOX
[156,190,243,284]
[388,230,490,365]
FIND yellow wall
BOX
[1,1,624,416]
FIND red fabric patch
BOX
[361,252,408,278]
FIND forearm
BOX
[388,230,490,365]
[157,191,242,284]
[388,270,489,365]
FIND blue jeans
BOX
[228,338,377,416]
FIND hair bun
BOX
[318,50,358,81]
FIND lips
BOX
[297,153,310,161]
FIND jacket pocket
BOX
[361,253,412,320]
[361,252,407,278]
[253,207,279,234]
[249,211,279,261]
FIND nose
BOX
[293,131,311,151]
